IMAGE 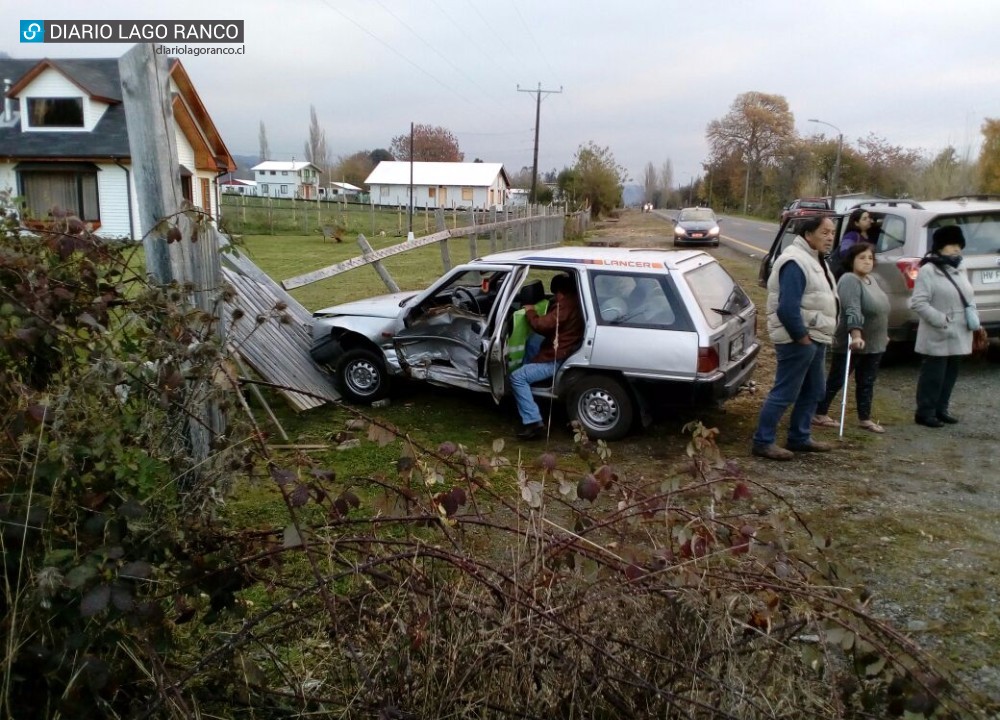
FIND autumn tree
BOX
[978,118,1000,194]
[258,121,270,163]
[573,141,628,218]
[389,124,464,162]
[913,146,977,199]
[706,91,795,213]
[304,105,330,175]
[330,151,377,188]
[855,133,921,197]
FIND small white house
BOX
[365,161,510,209]
[221,178,258,196]
[318,181,362,200]
[252,161,321,200]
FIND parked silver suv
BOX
[310,247,760,439]
[759,197,1000,343]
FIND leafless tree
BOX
[258,121,270,163]
[304,105,330,175]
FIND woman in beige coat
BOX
[909,225,976,428]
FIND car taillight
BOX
[698,346,719,373]
[896,258,922,290]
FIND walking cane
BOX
[838,344,853,438]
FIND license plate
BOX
[982,269,1000,285]
[730,334,745,359]
[690,232,703,238]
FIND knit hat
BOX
[931,225,965,252]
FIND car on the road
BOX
[310,247,760,440]
[759,198,1000,344]
[672,207,721,247]
[779,197,831,224]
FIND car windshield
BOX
[684,262,751,329]
[679,209,716,222]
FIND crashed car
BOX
[310,247,760,440]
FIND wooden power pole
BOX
[517,83,562,203]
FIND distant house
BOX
[318,181,362,200]
[221,178,258,196]
[0,56,235,239]
[507,188,530,207]
[365,161,510,209]
[251,161,321,200]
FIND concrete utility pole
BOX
[517,83,562,202]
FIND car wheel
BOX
[567,375,633,441]
[335,348,389,403]
[712,240,720,247]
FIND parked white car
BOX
[310,247,760,439]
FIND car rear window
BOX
[798,200,828,210]
[927,214,1000,256]
[684,262,751,329]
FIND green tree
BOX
[573,142,628,218]
[706,92,795,213]
[978,118,1000,193]
[389,124,464,162]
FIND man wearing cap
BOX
[909,225,977,427]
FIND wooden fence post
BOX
[490,207,498,253]
[357,234,400,292]
[435,208,451,271]
[119,43,225,469]
[467,208,477,260]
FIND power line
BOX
[509,0,559,83]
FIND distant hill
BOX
[229,154,259,179]
[622,183,644,207]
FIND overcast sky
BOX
[4,0,1000,184]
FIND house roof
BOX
[0,56,234,171]
[221,178,257,186]
[365,161,508,187]
[252,161,321,172]
[331,181,362,191]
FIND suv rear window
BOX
[684,263,751,329]
[798,200,828,210]
[928,214,1000,256]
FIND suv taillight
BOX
[697,346,719,373]
[896,258,922,290]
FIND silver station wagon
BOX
[310,247,760,440]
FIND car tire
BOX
[712,240,720,247]
[567,375,633,441]
[335,347,390,403]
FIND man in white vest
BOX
[752,215,839,460]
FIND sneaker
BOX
[785,440,834,452]
[751,443,794,461]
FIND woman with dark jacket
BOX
[909,225,976,428]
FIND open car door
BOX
[393,264,516,392]
[485,266,531,403]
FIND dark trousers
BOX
[816,351,884,421]
[915,355,961,420]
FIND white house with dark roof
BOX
[0,56,235,239]
[251,161,321,200]
[365,161,510,209]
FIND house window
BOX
[270,171,276,176]
[462,187,473,201]
[27,97,84,128]
[261,183,269,194]
[282,171,288,176]
[181,176,193,203]
[379,186,387,197]
[428,187,436,199]
[281,185,288,195]
[18,165,100,222]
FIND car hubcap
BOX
[346,360,380,395]
[579,388,619,430]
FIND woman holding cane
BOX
[812,243,890,432]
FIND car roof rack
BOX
[850,199,925,210]
[940,194,1000,202]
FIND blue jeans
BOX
[510,360,559,424]
[753,341,827,447]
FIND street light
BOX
[809,118,842,212]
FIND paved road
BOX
[653,209,778,257]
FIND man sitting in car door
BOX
[510,273,584,440]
